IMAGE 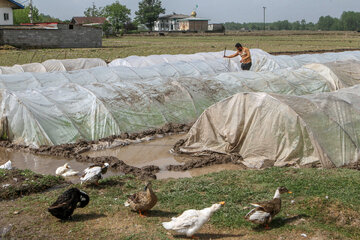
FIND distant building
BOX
[178,18,209,32]
[71,16,107,27]
[208,23,225,32]
[153,13,190,31]
[0,0,24,25]
[154,11,210,32]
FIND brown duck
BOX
[124,181,157,217]
[244,186,292,229]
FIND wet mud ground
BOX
[85,133,244,179]
[0,125,244,182]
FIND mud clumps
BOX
[76,155,159,180]
[0,123,192,180]
[342,162,360,171]
[169,138,245,171]
[172,139,186,154]
[167,153,244,171]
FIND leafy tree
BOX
[13,6,60,24]
[306,22,316,31]
[84,3,104,17]
[271,20,292,30]
[341,11,360,31]
[300,19,306,30]
[103,1,131,33]
[135,0,165,30]
[317,15,336,30]
[224,11,360,31]
[38,13,60,23]
[102,21,112,37]
[292,21,301,30]
[13,6,41,24]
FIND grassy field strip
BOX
[1,167,360,239]
[0,31,359,66]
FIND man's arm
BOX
[224,51,239,58]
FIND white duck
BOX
[0,160,12,170]
[80,163,109,185]
[162,202,225,238]
[55,163,79,177]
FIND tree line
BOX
[225,11,360,31]
[14,3,360,34]
[13,0,165,34]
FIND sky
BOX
[21,0,360,23]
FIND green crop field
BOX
[0,31,359,66]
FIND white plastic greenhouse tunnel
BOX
[0,58,107,74]
[0,50,359,155]
[1,49,360,74]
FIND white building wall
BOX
[0,7,13,25]
[153,19,182,31]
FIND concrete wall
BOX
[0,7,13,25]
[0,24,102,48]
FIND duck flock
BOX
[36,160,291,238]
[0,160,293,238]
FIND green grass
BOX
[1,31,360,66]
[0,169,65,200]
[1,167,360,239]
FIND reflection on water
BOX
[0,148,119,184]
[0,133,243,181]
[85,134,243,179]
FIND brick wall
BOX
[0,24,102,48]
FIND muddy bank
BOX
[166,153,245,171]
[168,139,245,171]
[77,156,159,180]
[85,134,191,179]
[0,123,192,180]
[0,169,65,200]
[85,134,246,179]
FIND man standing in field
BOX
[224,43,252,70]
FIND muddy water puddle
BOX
[85,134,243,179]
[0,148,119,184]
[0,133,242,181]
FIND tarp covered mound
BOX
[1,60,357,147]
[0,58,107,74]
[179,85,360,168]
[304,60,360,89]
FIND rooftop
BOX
[6,0,24,9]
[178,17,210,21]
[71,17,107,25]
[157,14,190,20]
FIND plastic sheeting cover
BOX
[0,58,107,74]
[0,54,360,147]
[179,85,360,168]
[0,61,354,147]
[2,49,360,74]
[110,49,360,72]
